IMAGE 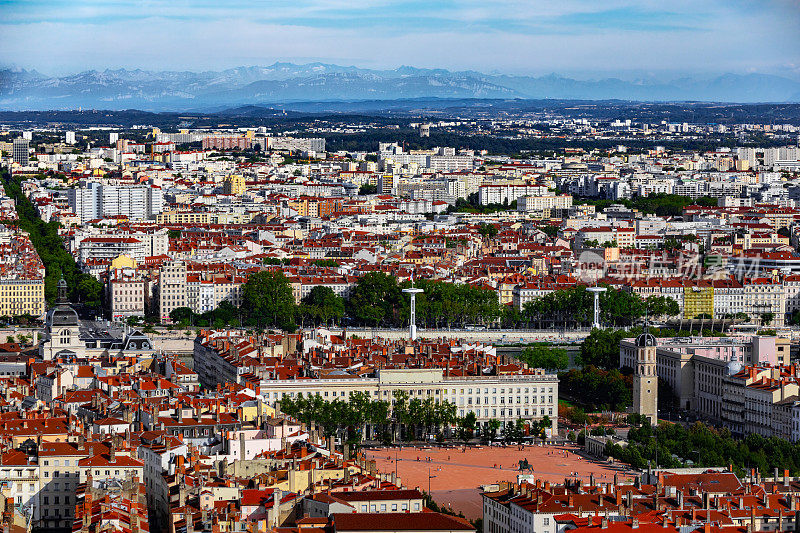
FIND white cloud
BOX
[0,0,797,77]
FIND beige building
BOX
[159,261,187,322]
[0,278,45,317]
[107,268,146,319]
[223,174,246,195]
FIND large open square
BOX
[363,444,636,519]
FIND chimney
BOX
[600,518,608,529]
[631,517,639,529]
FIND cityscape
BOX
[2,2,800,533]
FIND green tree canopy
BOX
[346,272,402,327]
[518,344,569,370]
[241,270,297,331]
[301,286,345,326]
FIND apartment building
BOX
[158,261,188,322]
[67,183,164,223]
[77,237,147,265]
[516,195,573,214]
[107,269,146,319]
[0,231,46,317]
[0,450,40,524]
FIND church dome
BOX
[48,304,79,327]
[635,332,657,347]
[726,360,743,376]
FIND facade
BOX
[107,269,146,319]
[158,261,188,322]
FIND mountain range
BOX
[2,63,800,111]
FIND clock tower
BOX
[633,332,658,425]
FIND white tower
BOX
[403,286,424,341]
[587,286,607,329]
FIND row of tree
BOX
[575,193,718,218]
[522,285,680,329]
[280,390,463,443]
[2,171,103,310]
[605,419,800,475]
[279,390,552,444]
[208,270,504,332]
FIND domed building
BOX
[40,278,83,360]
[39,278,154,361]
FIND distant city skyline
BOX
[1,0,799,79]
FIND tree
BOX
[241,270,297,331]
[169,307,194,326]
[559,366,632,411]
[580,328,628,369]
[477,223,498,240]
[347,272,401,327]
[358,184,378,195]
[485,418,501,442]
[301,286,345,326]
[760,312,775,326]
[645,296,680,318]
[457,412,477,443]
[518,345,569,370]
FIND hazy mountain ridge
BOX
[1,62,799,110]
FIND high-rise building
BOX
[633,332,658,425]
[159,261,187,322]
[67,183,164,222]
[109,132,119,144]
[65,131,76,145]
[21,131,32,141]
[223,174,246,195]
[12,138,29,166]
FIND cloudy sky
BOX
[1,0,799,79]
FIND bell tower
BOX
[632,332,658,425]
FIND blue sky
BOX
[1,0,799,78]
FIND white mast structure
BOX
[587,286,607,329]
[403,275,424,341]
